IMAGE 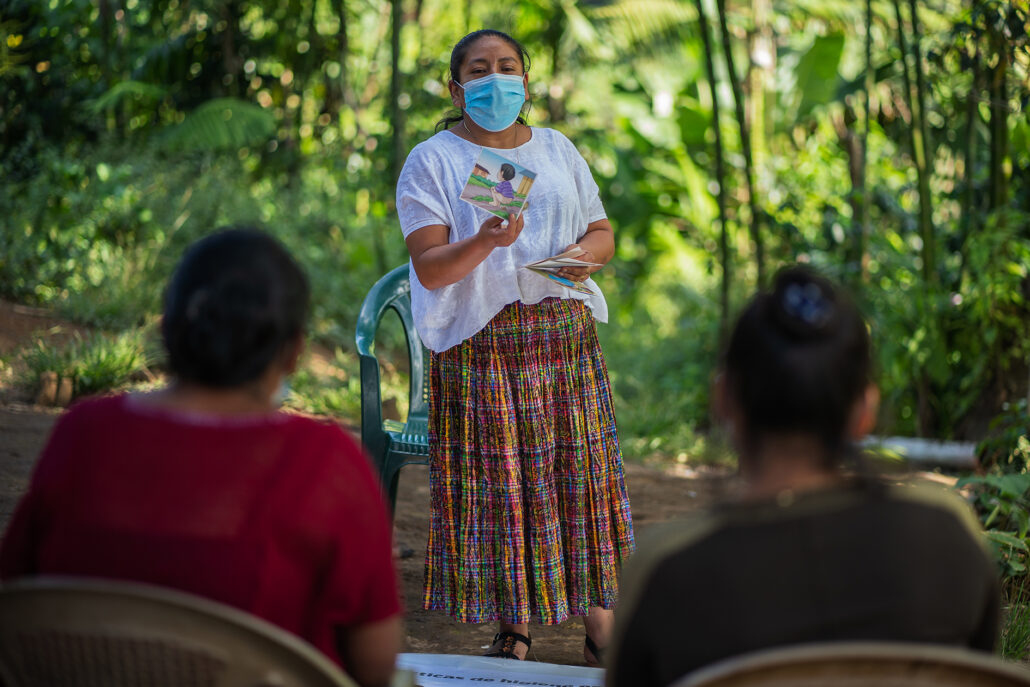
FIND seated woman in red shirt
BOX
[0,228,402,687]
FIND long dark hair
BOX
[723,266,872,458]
[162,227,310,388]
[435,29,532,132]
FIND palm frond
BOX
[587,0,698,53]
[87,81,168,115]
[158,98,276,152]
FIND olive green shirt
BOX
[608,480,999,687]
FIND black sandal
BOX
[584,634,605,666]
[483,631,532,660]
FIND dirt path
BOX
[391,460,727,664]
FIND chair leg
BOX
[385,467,401,519]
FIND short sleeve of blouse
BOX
[397,143,452,237]
[557,131,607,225]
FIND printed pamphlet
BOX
[522,247,600,295]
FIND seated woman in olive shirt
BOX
[607,267,999,687]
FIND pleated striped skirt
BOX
[423,297,635,624]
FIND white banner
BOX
[397,653,605,687]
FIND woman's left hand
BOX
[557,243,598,282]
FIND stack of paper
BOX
[522,247,600,295]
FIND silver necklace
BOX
[461,119,520,164]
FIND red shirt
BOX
[0,394,401,666]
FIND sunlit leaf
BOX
[985,530,1029,552]
[794,33,846,122]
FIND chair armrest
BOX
[354,265,414,474]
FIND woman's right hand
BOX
[405,213,523,290]
[478,213,523,248]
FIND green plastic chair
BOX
[355,264,430,515]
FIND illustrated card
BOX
[459,148,537,219]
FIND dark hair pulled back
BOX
[723,266,871,453]
[162,227,310,388]
[436,29,532,132]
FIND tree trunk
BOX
[389,0,405,184]
[835,103,863,282]
[115,0,129,135]
[546,13,567,123]
[988,29,1009,211]
[857,0,873,283]
[98,0,114,132]
[384,0,405,273]
[329,0,359,134]
[695,0,731,345]
[748,0,772,172]
[959,44,979,253]
[893,0,935,286]
[221,0,241,97]
[716,0,763,286]
[98,0,112,87]
[893,0,937,437]
[908,0,935,285]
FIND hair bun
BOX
[163,227,309,388]
[771,268,837,339]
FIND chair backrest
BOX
[355,264,428,450]
[0,576,358,687]
[672,641,1030,687]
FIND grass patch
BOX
[286,347,362,421]
[1000,583,1030,661]
[18,327,156,401]
[284,344,410,426]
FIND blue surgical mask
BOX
[274,379,290,407]
[458,73,526,132]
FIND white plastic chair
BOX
[0,576,359,687]
[672,641,1030,687]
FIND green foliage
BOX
[2,0,1028,466]
[957,415,1030,600]
[158,98,277,152]
[979,401,1030,473]
[599,224,724,460]
[954,404,1030,660]
[958,469,1030,577]
[19,328,154,400]
[286,342,410,424]
[87,81,169,116]
[0,140,408,342]
[285,349,363,420]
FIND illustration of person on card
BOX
[489,163,517,209]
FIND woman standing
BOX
[396,30,634,663]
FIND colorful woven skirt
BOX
[423,297,635,624]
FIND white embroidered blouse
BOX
[396,127,609,352]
